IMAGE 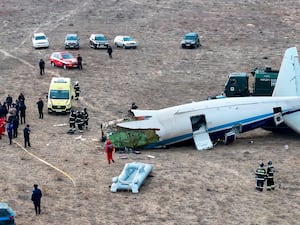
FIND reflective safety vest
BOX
[255,167,266,180]
[69,113,76,124]
[74,84,80,94]
[267,166,274,178]
[83,111,89,122]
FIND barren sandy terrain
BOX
[0,0,300,224]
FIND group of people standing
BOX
[0,93,31,147]
[0,93,45,147]
[68,108,89,133]
[255,161,275,191]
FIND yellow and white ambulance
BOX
[47,77,73,113]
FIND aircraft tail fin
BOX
[272,47,300,97]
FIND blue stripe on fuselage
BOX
[143,112,277,149]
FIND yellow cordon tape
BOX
[13,140,76,187]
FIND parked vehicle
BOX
[114,35,137,49]
[181,32,200,49]
[47,77,73,113]
[0,203,16,225]
[32,32,49,49]
[89,34,109,49]
[223,67,279,97]
[64,34,80,49]
[50,52,78,70]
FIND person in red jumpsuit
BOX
[104,139,115,164]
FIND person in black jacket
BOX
[36,98,44,119]
[107,45,113,58]
[31,184,42,215]
[12,117,19,138]
[23,124,31,147]
[39,59,45,75]
[19,100,26,124]
[6,94,13,110]
[18,93,25,102]
[77,54,83,70]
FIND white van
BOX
[47,77,73,113]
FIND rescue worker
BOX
[131,102,138,110]
[255,162,266,192]
[104,139,115,164]
[83,108,89,129]
[69,110,76,132]
[31,184,42,215]
[74,81,81,100]
[266,161,275,191]
[77,54,83,70]
[75,111,84,132]
[39,59,45,75]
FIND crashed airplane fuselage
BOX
[109,47,300,150]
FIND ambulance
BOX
[47,77,73,113]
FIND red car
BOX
[50,52,78,69]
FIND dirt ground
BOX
[0,0,300,224]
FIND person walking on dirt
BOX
[39,59,45,76]
[74,81,81,100]
[255,162,266,192]
[107,45,113,58]
[23,124,31,147]
[266,161,275,191]
[36,98,44,119]
[104,139,115,164]
[77,54,83,70]
[31,184,42,215]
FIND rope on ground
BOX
[13,140,76,187]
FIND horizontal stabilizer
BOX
[283,112,300,134]
[117,119,161,130]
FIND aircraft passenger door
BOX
[190,115,213,150]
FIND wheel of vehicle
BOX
[93,43,97,49]
[123,44,126,49]
[63,64,67,70]
[115,42,118,47]
[51,62,55,67]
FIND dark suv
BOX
[181,32,200,49]
[64,34,80,49]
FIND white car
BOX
[89,34,109,49]
[114,35,137,49]
[32,32,49,49]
